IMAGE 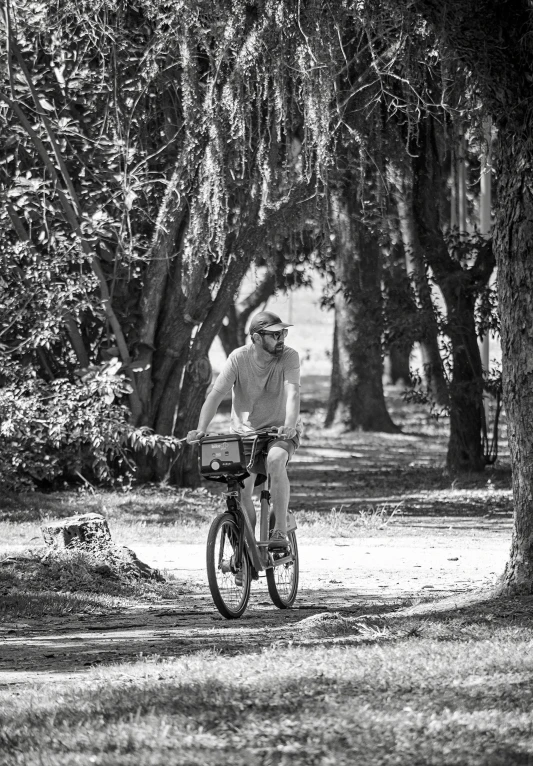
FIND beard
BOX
[262,338,284,356]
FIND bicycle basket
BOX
[200,435,247,477]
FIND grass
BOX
[2,595,533,765]
[296,503,401,536]
[0,489,403,551]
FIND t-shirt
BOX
[212,344,301,434]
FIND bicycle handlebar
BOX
[188,429,282,445]
[201,430,278,440]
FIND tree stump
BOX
[117,546,165,582]
[40,513,164,582]
[41,513,111,548]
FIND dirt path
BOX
[0,523,510,685]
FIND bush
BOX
[0,359,180,491]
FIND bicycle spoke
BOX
[266,531,299,608]
[206,513,251,619]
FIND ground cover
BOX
[1,383,527,765]
[2,595,533,765]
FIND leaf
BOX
[124,189,137,210]
[39,98,55,112]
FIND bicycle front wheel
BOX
[266,530,299,608]
[206,512,251,619]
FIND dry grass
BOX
[0,543,185,618]
[0,488,403,552]
[297,503,401,536]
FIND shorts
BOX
[242,434,300,486]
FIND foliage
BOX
[0,0,503,483]
[0,0,339,485]
[0,358,180,491]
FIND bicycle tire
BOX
[206,512,251,619]
[266,530,299,608]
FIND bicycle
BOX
[199,430,299,619]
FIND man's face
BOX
[258,329,287,356]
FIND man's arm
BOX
[186,388,226,442]
[278,381,300,439]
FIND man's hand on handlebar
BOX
[276,425,297,440]
[186,429,206,444]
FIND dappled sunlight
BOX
[2,620,533,765]
[0,379,520,765]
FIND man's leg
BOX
[240,472,257,530]
[266,446,290,535]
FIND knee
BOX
[267,449,288,476]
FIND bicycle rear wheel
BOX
[266,530,299,608]
[206,512,251,619]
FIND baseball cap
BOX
[248,310,293,335]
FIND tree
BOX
[388,108,495,472]
[382,237,417,387]
[325,177,399,432]
[396,0,533,590]
[411,116,494,472]
[388,158,450,406]
[335,6,496,471]
[0,0,328,487]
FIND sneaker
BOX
[234,570,244,587]
[268,529,290,551]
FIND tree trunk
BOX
[218,304,242,357]
[440,277,485,472]
[382,238,414,387]
[328,189,399,433]
[389,161,449,406]
[325,315,343,426]
[496,138,533,593]
[410,116,494,471]
[388,344,412,386]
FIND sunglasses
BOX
[259,329,288,341]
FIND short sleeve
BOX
[212,354,237,395]
[283,348,300,385]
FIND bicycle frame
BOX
[200,430,297,573]
[224,477,297,574]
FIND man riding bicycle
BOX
[187,310,301,550]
